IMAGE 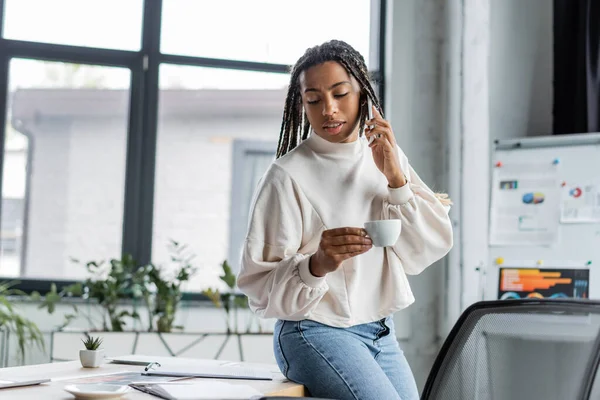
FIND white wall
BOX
[489,0,553,140]
[386,0,446,390]
[386,0,554,391]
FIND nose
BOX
[322,98,337,117]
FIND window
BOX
[1,197,23,254]
[152,65,287,291]
[161,0,372,66]
[0,1,384,293]
[0,59,131,280]
[2,0,143,50]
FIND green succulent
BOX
[81,335,103,351]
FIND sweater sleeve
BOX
[382,147,454,275]
[236,164,328,320]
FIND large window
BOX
[0,1,385,292]
[3,0,143,50]
[0,59,130,279]
[153,65,287,290]
[161,0,372,66]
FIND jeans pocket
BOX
[273,321,290,376]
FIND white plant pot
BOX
[79,349,104,368]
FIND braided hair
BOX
[276,40,382,159]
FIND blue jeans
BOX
[273,316,419,400]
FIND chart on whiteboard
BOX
[489,160,560,246]
[561,181,600,223]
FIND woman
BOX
[237,40,453,400]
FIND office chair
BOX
[421,299,600,400]
[259,397,329,400]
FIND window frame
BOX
[0,0,387,295]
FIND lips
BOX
[322,120,345,135]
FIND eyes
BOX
[306,92,349,105]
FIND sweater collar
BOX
[305,131,363,156]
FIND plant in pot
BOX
[80,335,104,368]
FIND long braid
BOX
[276,85,295,157]
[291,90,302,152]
[276,40,382,159]
[302,112,310,140]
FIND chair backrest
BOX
[421,299,600,400]
[259,397,330,400]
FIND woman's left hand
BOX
[364,106,407,188]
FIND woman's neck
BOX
[306,130,363,156]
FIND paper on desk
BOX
[109,355,286,381]
[151,381,263,399]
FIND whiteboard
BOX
[484,133,600,301]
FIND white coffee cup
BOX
[364,220,402,247]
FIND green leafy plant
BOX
[202,260,251,334]
[38,254,143,332]
[81,335,103,351]
[0,281,45,360]
[144,240,197,332]
[37,241,197,333]
[31,282,82,331]
[81,254,144,331]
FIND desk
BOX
[0,357,305,398]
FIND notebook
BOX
[0,378,51,390]
[142,364,273,381]
[130,381,263,400]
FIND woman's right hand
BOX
[309,227,373,277]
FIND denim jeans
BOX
[273,316,419,400]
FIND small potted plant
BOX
[80,336,104,368]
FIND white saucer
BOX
[63,384,131,399]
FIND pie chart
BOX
[569,187,582,198]
[522,192,545,204]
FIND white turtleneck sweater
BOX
[237,133,453,327]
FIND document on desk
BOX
[130,381,263,400]
[143,364,273,380]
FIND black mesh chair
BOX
[421,299,600,400]
[258,397,329,400]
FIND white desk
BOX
[0,357,306,398]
